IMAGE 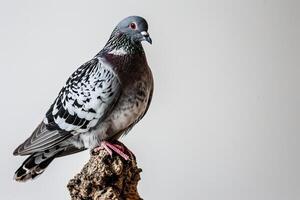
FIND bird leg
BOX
[93,141,130,160]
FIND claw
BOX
[94,141,130,160]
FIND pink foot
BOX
[94,141,130,160]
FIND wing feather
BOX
[14,57,120,155]
[13,122,72,155]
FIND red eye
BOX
[129,22,136,29]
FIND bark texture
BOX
[67,143,142,200]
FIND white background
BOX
[0,0,299,199]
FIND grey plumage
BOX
[13,16,153,182]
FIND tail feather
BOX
[14,144,86,182]
[14,149,61,182]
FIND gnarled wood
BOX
[67,143,142,200]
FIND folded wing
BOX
[14,58,120,155]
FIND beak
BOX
[141,31,152,44]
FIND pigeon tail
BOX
[14,151,57,182]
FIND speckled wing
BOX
[14,58,120,155]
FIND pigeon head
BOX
[103,16,152,54]
[116,16,152,45]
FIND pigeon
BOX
[13,16,153,182]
